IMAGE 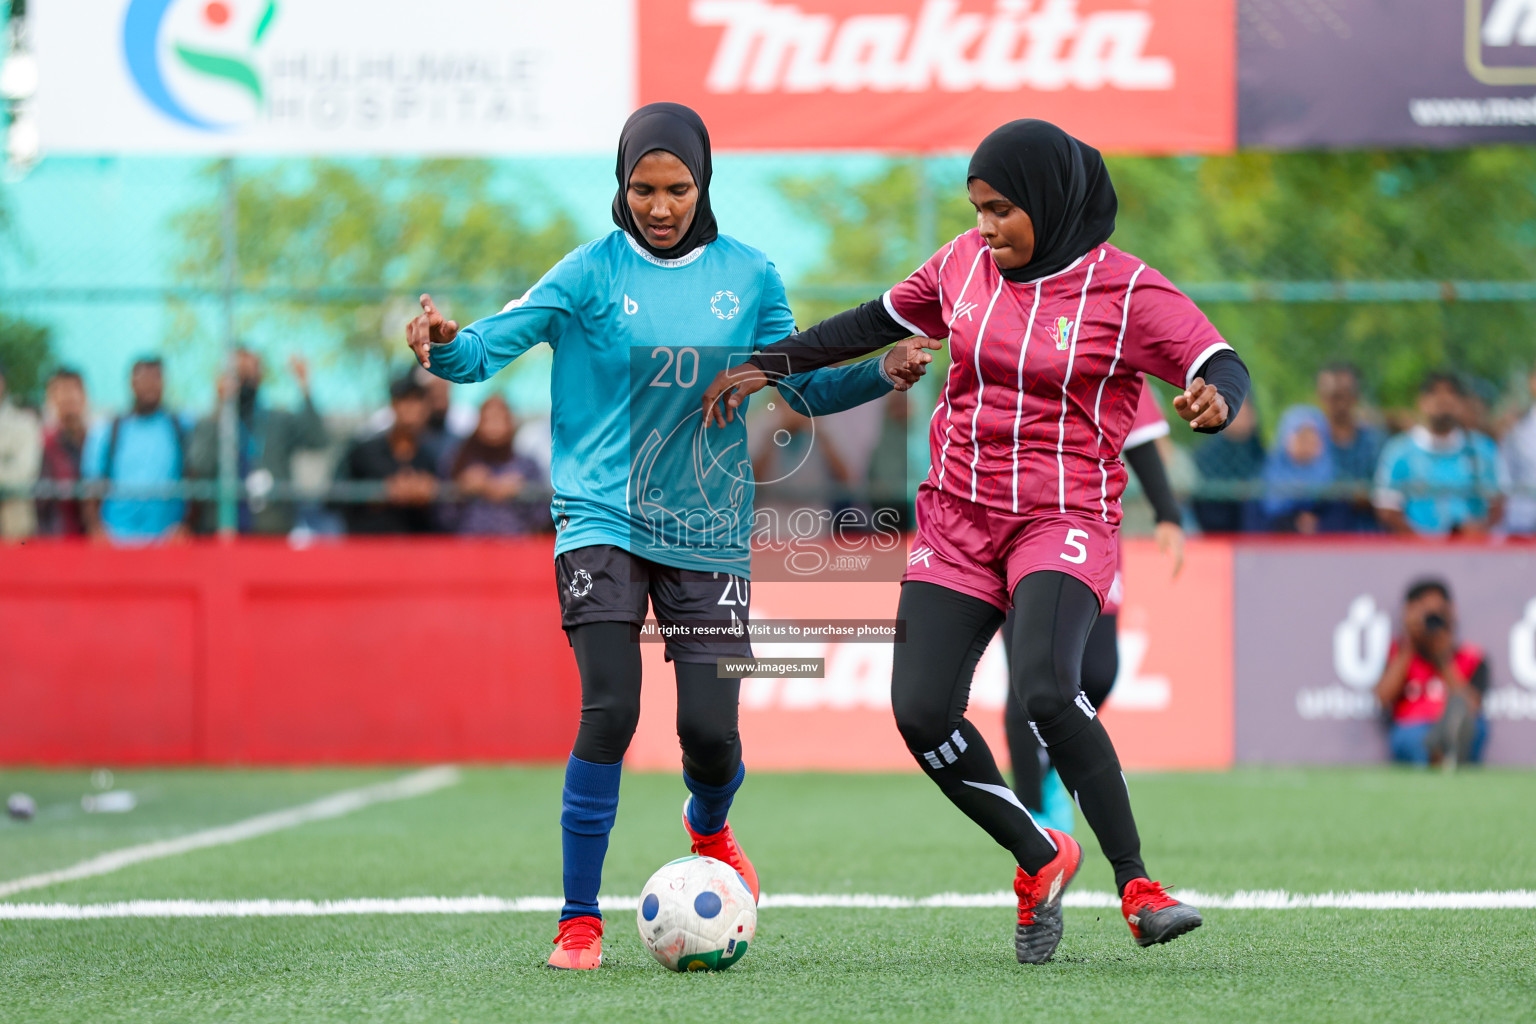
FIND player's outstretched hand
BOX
[884,336,942,391]
[1154,521,1185,579]
[701,363,770,428]
[1173,377,1228,431]
[406,294,458,369]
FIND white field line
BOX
[3,889,1534,920]
[0,767,461,899]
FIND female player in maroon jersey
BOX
[701,120,1249,963]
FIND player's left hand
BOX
[883,337,939,391]
[701,363,770,428]
[1173,378,1227,430]
[1153,521,1185,579]
[289,354,311,392]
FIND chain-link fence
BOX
[2,150,1535,541]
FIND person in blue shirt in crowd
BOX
[1315,363,1385,532]
[81,356,191,544]
[1260,405,1350,533]
[405,103,926,970]
[1374,371,1505,536]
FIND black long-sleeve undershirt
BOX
[746,299,1252,435]
[746,298,902,379]
[1125,441,1181,524]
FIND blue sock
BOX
[560,754,622,921]
[684,762,745,836]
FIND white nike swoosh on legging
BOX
[962,780,1029,812]
[962,781,1058,849]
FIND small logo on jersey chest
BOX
[710,290,740,320]
[1049,316,1075,351]
[623,294,639,315]
[953,299,979,322]
[569,569,594,598]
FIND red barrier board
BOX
[625,538,1235,772]
[0,540,580,765]
[640,0,1237,153]
[0,537,1232,769]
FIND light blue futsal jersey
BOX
[1373,425,1504,535]
[426,230,893,577]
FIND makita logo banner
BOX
[642,0,1235,152]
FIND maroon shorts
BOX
[904,482,1119,612]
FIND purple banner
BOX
[1234,545,1536,765]
[1240,0,1536,149]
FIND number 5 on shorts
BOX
[1060,529,1089,564]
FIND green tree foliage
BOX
[778,149,1536,425]
[0,315,53,407]
[171,159,580,371]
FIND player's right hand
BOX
[701,363,770,428]
[406,294,458,369]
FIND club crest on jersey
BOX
[569,569,594,598]
[710,290,740,321]
[1049,316,1074,351]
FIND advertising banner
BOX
[625,539,1236,772]
[1233,545,1536,766]
[33,0,1234,156]
[640,0,1236,153]
[33,0,633,154]
[1239,0,1536,149]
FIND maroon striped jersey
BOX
[885,230,1230,524]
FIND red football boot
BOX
[546,915,603,970]
[1121,878,1202,947]
[1014,828,1082,964]
[682,798,760,903]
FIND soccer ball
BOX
[636,855,757,972]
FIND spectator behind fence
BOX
[81,356,189,544]
[365,366,474,461]
[1260,406,1347,533]
[186,348,327,535]
[1375,578,1488,767]
[0,361,41,541]
[334,374,441,534]
[37,368,89,537]
[1374,372,1505,536]
[1191,398,1264,533]
[438,395,546,536]
[1501,365,1536,535]
[1316,363,1385,531]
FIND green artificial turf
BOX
[2,767,1534,1023]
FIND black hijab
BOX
[611,102,719,260]
[966,120,1117,282]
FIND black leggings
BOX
[567,622,742,785]
[1005,611,1118,810]
[893,573,1148,890]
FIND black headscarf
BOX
[966,120,1117,282]
[611,102,719,260]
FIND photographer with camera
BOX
[1374,578,1489,768]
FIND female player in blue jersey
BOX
[406,103,924,970]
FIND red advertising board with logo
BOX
[639,0,1237,153]
[624,538,1235,771]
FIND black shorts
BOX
[555,544,752,664]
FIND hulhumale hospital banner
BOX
[33,0,637,154]
[34,0,1235,155]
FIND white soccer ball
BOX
[636,854,757,972]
